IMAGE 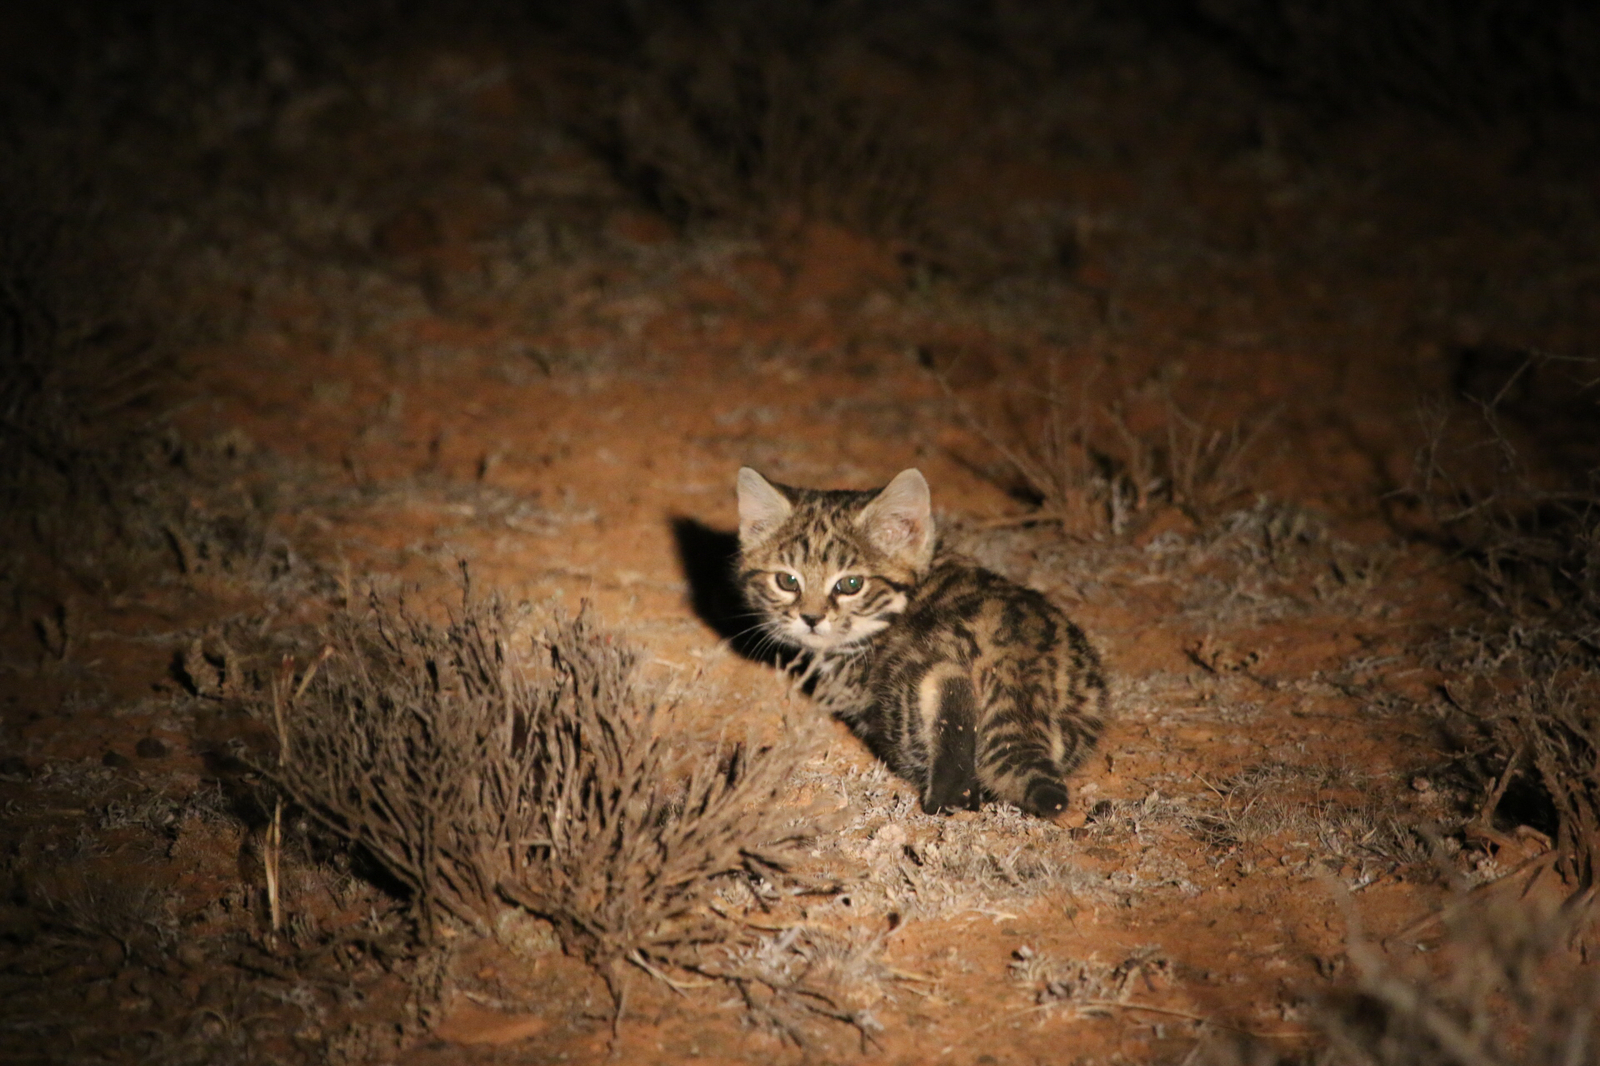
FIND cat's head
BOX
[734,467,935,653]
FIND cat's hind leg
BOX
[920,672,981,813]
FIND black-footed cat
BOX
[735,467,1108,817]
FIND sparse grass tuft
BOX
[788,753,1108,921]
[1007,944,1173,1020]
[1188,762,1436,883]
[718,923,894,1045]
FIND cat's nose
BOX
[799,613,823,629]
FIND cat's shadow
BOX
[669,516,788,665]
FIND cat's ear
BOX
[858,469,934,570]
[737,467,792,547]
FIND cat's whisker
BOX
[719,619,799,668]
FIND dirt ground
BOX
[3,6,1598,1065]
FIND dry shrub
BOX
[1318,886,1600,1066]
[1188,0,1600,120]
[948,364,1275,536]
[1411,369,1600,888]
[0,200,178,592]
[572,4,931,237]
[0,8,303,598]
[1441,636,1600,888]
[1410,356,1600,633]
[1493,670,1600,886]
[253,579,873,1037]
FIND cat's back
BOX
[883,553,1107,697]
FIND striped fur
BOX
[735,467,1109,818]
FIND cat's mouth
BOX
[787,619,874,652]
[789,620,836,647]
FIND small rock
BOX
[0,755,29,778]
[102,751,130,769]
[135,737,169,759]
[1410,775,1432,793]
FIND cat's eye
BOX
[833,575,864,595]
[774,572,801,592]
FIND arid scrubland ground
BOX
[3,4,1599,1064]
